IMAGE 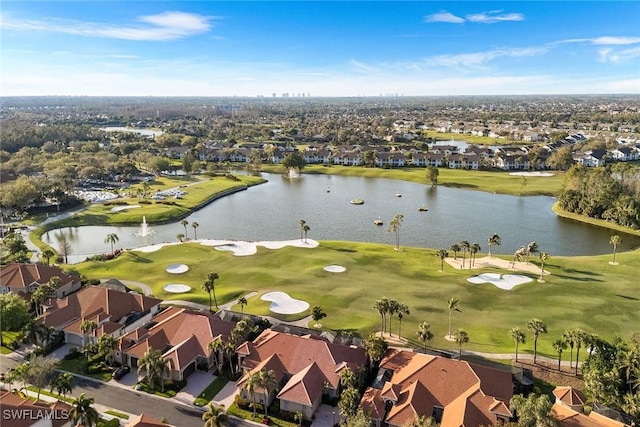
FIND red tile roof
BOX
[277,362,327,406]
[126,413,167,427]
[552,402,627,427]
[121,306,235,371]
[0,263,80,292]
[553,386,587,407]
[361,349,513,427]
[0,389,72,427]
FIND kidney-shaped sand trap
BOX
[467,273,532,290]
[166,264,189,274]
[163,284,192,293]
[261,291,310,314]
[323,264,347,273]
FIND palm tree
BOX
[460,240,470,268]
[487,234,501,257]
[202,272,220,311]
[373,297,390,335]
[104,233,119,254]
[294,411,304,426]
[509,394,556,427]
[242,371,261,417]
[41,247,55,266]
[176,233,185,242]
[526,241,539,263]
[538,252,549,281]
[238,296,248,313]
[180,219,189,239]
[397,303,410,338]
[312,305,327,324]
[98,334,118,366]
[387,299,399,337]
[137,348,168,392]
[527,318,547,364]
[364,334,388,365]
[573,328,585,376]
[192,221,200,240]
[416,322,433,352]
[339,366,357,390]
[259,369,278,417]
[470,243,481,266]
[552,339,567,371]
[509,327,526,362]
[299,219,306,242]
[202,402,228,427]
[563,330,576,369]
[31,284,53,317]
[449,244,460,260]
[453,328,469,359]
[208,339,225,370]
[436,249,448,272]
[50,372,73,399]
[610,235,621,264]
[388,214,404,251]
[80,320,98,347]
[303,224,310,243]
[447,296,461,339]
[70,393,99,427]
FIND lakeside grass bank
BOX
[259,164,565,196]
[74,239,640,360]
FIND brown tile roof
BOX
[127,413,167,427]
[277,362,327,405]
[381,381,402,402]
[0,262,80,289]
[0,389,72,427]
[553,386,587,406]
[40,286,161,332]
[360,388,387,421]
[365,349,513,427]
[121,307,235,370]
[237,353,288,393]
[551,402,628,427]
[239,330,367,390]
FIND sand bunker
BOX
[324,265,347,273]
[467,273,532,290]
[166,264,189,274]
[509,171,555,177]
[201,239,319,256]
[261,291,310,314]
[110,205,141,212]
[163,284,192,293]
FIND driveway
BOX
[174,370,216,405]
[213,381,238,409]
[311,405,341,427]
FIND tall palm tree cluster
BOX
[448,240,481,268]
[372,297,410,338]
[241,369,278,418]
[137,348,169,392]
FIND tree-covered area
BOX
[557,163,640,229]
[582,334,640,422]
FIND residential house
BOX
[236,330,367,420]
[126,414,167,427]
[609,146,638,162]
[0,263,82,299]
[117,306,235,381]
[39,286,162,347]
[360,349,513,426]
[424,153,445,168]
[551,386,628,427]
[165,146,189,160]
[575,149,607,167]
[376,152,406,168]
[0,389,72,427]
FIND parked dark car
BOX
[112,366,130,380]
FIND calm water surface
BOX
[47,173,640,263]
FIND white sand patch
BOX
[445,256,548,276]
[135,242,182,253]
[509,171,555,177]
[166,264,189,274]
[110,205,141,212]
[324,265,347,273]
[163,284,192,293]
[261,291,310,314]
[467,273,533,290]
[200,239,319,256]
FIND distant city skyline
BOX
[1,1,639,97]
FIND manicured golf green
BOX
[74,240,640,360]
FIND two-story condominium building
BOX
[0,263,82,299]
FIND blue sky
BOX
[1,1,639,96]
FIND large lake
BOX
[46,173,640,263]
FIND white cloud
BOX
[429,46,547,67]
[466,11,525,24]
[590,36,640,45]
[423,11,465,24]
[0,11,215,41]
[606,78,640,93]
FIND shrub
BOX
[64,349,82,360]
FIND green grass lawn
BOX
[74,240,640,361]
[194,376,229,406]
[260,164,565,196]
[1,331,21,354]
